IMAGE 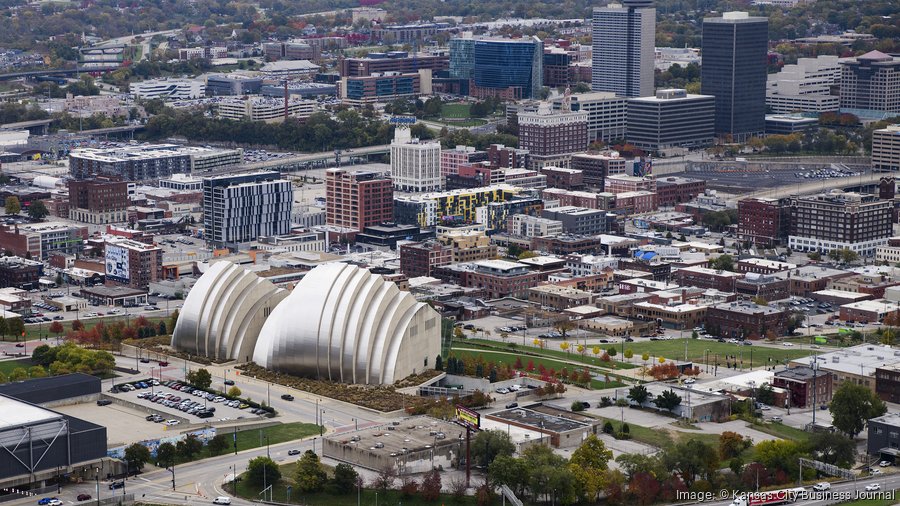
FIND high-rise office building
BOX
[839,51,900,114]
[872,124,900,172]
[591,0,656,98]
[390,127,442,193]
[449,35,476,80]
[470,37,543,100]
[202,172,292,248]
[701,11,768,141]
[325,168,394,232]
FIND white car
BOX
[878,460,892,467]
[683,378,695,385]
[870,468,882,475]
[783,342,794,347]
[865,483,881,492]
[212,497,232,505]
[164,420,179,426]
[812,482,831,491]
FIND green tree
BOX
[28,366,46,378]
[806,432,855,468]
[662,439,719,487]
[488,455,529,497]
[247,456,281,489]
[755,439,803,477]
[294,450,326,493]
[708,254,735,271]
[329,463,358,495]
[718,431,750,460]
[755,383,776,406]
[124,443,151,474]
[829,382,887,437]
[169,309,180,330]
[26,201,49,220]
[227,386,242,398]
[628,385,650,405]
[176,434,203,461]
[472,430,516,469]
[8,367,27,381]
[156,442,176,467]
[186,368,212,389]
[5,196,20,215]
[207,434,229,456]
[653,389,682,413]
[569,434,613,502]
[7,318,24,341]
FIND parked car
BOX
[96,399,112,406]
[76,494,92,501]
[879,460,892,467]
[505,402,519,409]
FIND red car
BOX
[76,494,91,501]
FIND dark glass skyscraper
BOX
[471,37,543,99]
[701,11,768,142]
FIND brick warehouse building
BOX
[104,237,162,290]
[326,168,393,232]
[67,177,129,225]
[738,197,789,247]
[773,366,833,409]
[706,301,787,339]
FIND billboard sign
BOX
[105,243,130,283]
[389,116,417,125]
[456,405,480,430]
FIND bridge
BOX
[0,66,121,81]
[0,118,54,135]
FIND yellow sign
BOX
[455,405,480,429]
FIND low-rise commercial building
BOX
[867,413,900,463]
[772,366,833,409]
[541,206,610,235]
[706,301,787,339]
[675,265,743,292]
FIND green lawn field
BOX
[622,339,811,369]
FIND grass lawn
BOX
[623,339,810,369]
[172,422,321,465]
[747,420,811,444]
[463,338,636,370]
[450,348,627,389]
[235,461,476,505]
[0,357,33,375]
[20,315,169,341]
[593,415,720,448]
[441,103,471,118]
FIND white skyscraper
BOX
[390,127,442,193]
[591,0,656,98]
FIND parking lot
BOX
[55,402,172,445]
[109,378,267,425]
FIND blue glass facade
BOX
[472,39,542,98]
[449,38,475,80]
